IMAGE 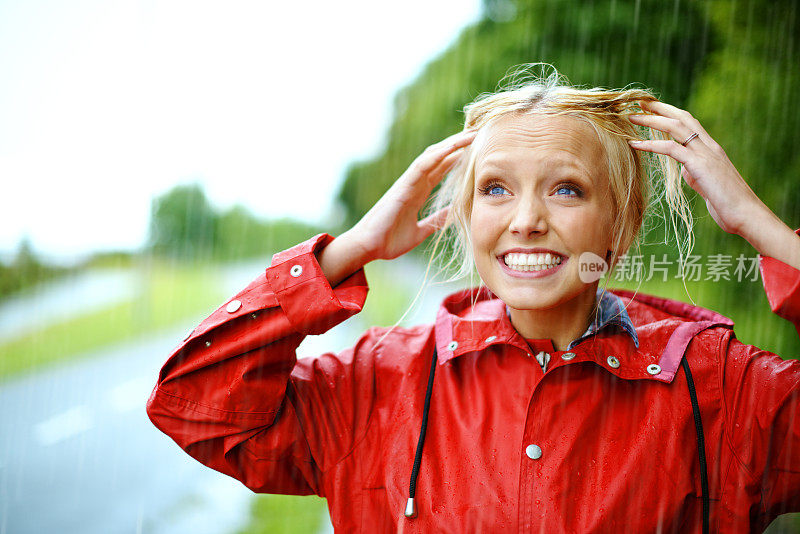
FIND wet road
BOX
[0,322,258,534]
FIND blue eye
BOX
[555,184,581,197]
[479,182,509,196]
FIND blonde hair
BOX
[425,63,693,299]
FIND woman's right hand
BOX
[318,128,477,286]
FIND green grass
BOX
[0,260,226,381]
[765,513,800,533]
[234,495,328,534]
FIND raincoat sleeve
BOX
[145,233,372,496]
[721,228,800,521]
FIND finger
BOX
[627,114,702,148]
[426,147,465,185]
[628,139,691,162]
[631,140,706,199]
[417,206,450,238]
[639,100,714,144]
[426,129,478,159]
[436,128,478,149]
[414,130,477,176]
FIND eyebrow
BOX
[477,157,593,182]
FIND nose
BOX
[508,196,548,237]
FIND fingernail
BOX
[628,140,642,145]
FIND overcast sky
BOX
[0,0,482,264]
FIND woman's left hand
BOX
[627,100,800,271]
[626,100,765,236]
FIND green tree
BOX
[214,204,266,260]
[0,237,70,299]
[147,183,217,260]
[213,205,323,261]
[147,184,324,262]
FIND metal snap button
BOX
[289,264,303,277]
[561,352,576,361]
[607,356,620,369]
[525,444,542,460]
[226,299,242,313]
[250,313,258,319]
[447,341,458,351]
[204,340,212,347]
[647,364,662,375]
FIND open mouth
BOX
[501,252,564,272]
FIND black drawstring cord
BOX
[405,346,438,519]
[682,356,710,534]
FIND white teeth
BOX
[503,252,563,271]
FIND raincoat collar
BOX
[434,285,735,384]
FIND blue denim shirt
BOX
[567,287,640,350]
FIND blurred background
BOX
[1,0,799,532]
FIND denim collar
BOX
[567,287,640,350]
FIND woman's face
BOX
[469,112,615,312]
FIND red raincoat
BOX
[147,231,800,533]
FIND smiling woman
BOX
[468,114,628,347]
[146,64,800,532]
[433,74,676,279]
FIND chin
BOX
[504,295,562,312]
[495,287,562,311]
[497,281,587,312]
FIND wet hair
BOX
[425,63,693,296]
